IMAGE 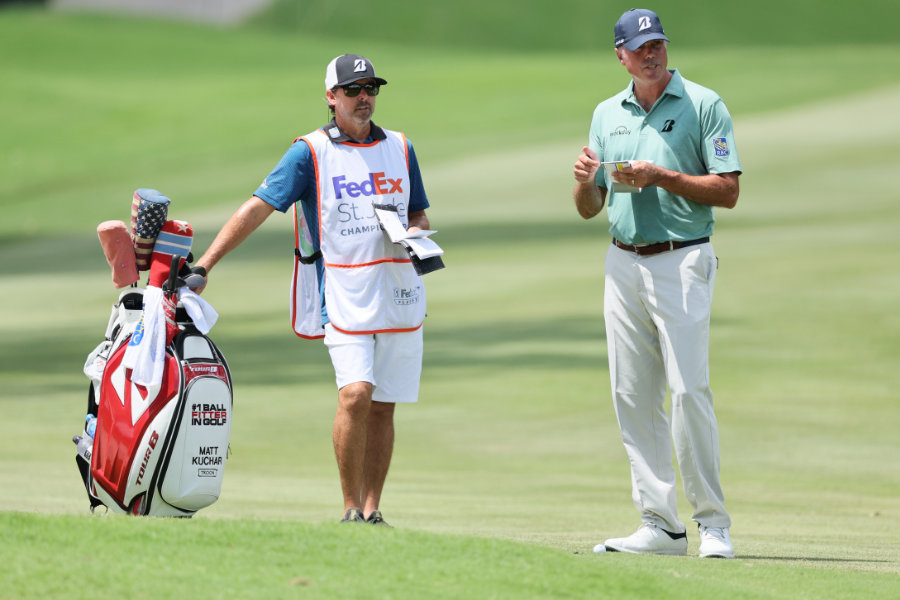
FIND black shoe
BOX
[341,507,365,523]
[366,510,391,527]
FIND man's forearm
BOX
[197,196,275,272]
[573,182,606,220]
[653,170,739,209]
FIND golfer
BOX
[194,54,432,526]
[572,9,741,557]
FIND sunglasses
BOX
[339,82,380,97]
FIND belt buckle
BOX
[632,242,650,254]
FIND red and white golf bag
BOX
[77,285,233,516]
[76,220,233,517]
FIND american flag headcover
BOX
[130,189,171,271]
[148,220,193,288]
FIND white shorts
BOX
[324,323,423,404]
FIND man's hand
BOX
[573,146,601,183]
[186,265,208,294]
[407,209,430,233]
[609,160,658,189]
[612,162,740,208]
[573,146,607,220]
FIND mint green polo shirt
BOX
[588,69,742,245]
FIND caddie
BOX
[572,9,742,557]
[193,54,432,527]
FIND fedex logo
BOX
[332,172,404,199]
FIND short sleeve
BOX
[406,139,430,212]
[254,140,316,213]
[701,99,742,175]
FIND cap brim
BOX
[623,33,669,51]
[335,76,388,87]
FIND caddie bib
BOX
[293,128,426,335]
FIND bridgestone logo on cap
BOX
[354,59,367,72]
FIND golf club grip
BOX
[166,254,181,292]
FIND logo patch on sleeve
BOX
[714,137,729,157]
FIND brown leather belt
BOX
[612,237,709,256]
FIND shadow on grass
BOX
[0,219,604,276]
[214,314,608,386]
[4,221,609,394]
[11,315,608,397]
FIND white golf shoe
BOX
[698,525,734,558]
[601,523,688,556]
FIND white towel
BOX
[122,286,167,387]
[178,286,218,334]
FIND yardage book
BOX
[601,160,654,193]
[372,204,445,275]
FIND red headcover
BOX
[148,220,193,288]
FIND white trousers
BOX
[604,242,730,532]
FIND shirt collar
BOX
[322,118,387,143]
[623,68,684,109]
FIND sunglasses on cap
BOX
[338,82,380,97]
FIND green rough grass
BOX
[1,6,899,599]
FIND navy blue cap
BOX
[614,8,669,51]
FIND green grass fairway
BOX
[3,513,898,600]
[1,6,899,599]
